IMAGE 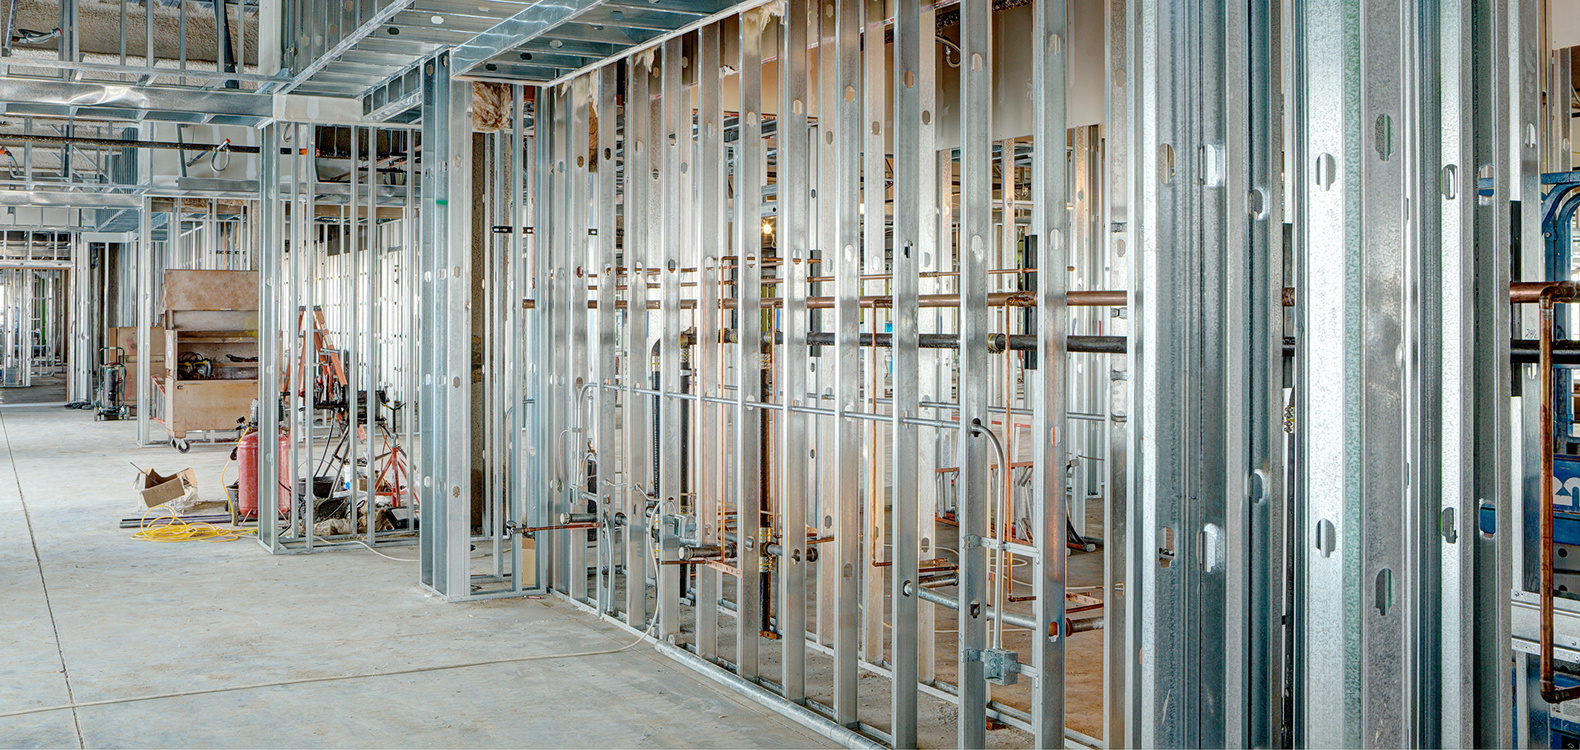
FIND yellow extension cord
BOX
[131,504,254,543]
[131,426,254,543]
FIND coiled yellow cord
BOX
[131,505,254,543]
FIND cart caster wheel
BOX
[174,439,190,453]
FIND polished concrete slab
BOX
[0,406,831,749]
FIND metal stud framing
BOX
[255,118,428,562]
[231,0,1557,745]
[0,0,1562,740]
[957,0,993,743]
[484,2,1115,743]
[1288,0,1512,745]
[416,52,476,598]
[1,0,1563,741]
[1127,0,1284,745]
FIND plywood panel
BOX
[161,270,258,314]
[166,379,255,437]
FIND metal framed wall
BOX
[506,1,1106,745]
[133,198,257,446]
[1125,0,1284,745]
[1287,0,1512,745]
[256,120,423,559]
[414,52,494,599]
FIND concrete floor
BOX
[0,373,68,405]
[0,406,832,749]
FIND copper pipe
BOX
[589,286,1127,307]
[1516,280,1580,704]
[527,290,1111,311]
[805,267,1036,283]
[1069,290,1128,306]
[873,556,952,569]
[542,287,1299,310]
[1512,281,1570,305]
[547,291,1040,310]
[584,278,1293,311]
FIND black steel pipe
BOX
[1511,338,1580,364]
[711,329,1126,354]
[698,327,1578,364]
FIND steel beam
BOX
[0,79,272,123]
[1129,0,1283,744]
[280,0,419,95]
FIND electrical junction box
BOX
[982,647,1020,686]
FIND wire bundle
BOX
[131,506,253,543]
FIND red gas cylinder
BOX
[238,431,291,518]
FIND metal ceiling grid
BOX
[450,0,749,85]
[283,0,546,97]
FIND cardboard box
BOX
[135,468,199,509]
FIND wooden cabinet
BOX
[150,271,258,441]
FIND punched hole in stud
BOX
[1316,518,1337,557]
[1157,144,1175,185]
[1373,114,1394,161]
[1476,500,1494,538]
[1315,153,1337,191]
[1159,526,1175,568]
[1375,568,1394,616]
[1440,507,1458,544]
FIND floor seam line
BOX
[0,642,662,721]
[2,409,85,748]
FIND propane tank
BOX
[238,431,291,517]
